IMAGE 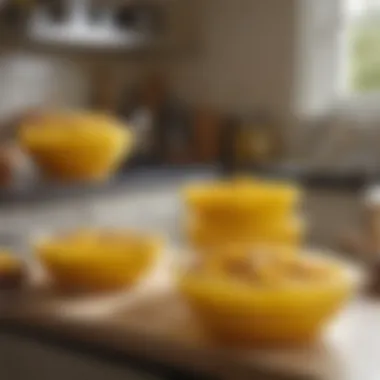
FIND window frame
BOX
[295,0,380,121]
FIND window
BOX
[348,0,380,92]
[296,0,380,118]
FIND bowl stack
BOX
[178,178,358,345]
[183,178,304,251]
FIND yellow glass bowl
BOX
[19,112,134,181]
[177,252,358,345]
[35,229,163,292]
[183,178,301,223]
[186,216,304,251]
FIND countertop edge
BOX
[0,318,313,380]
[0,165,369,205]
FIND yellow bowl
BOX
[19,112,134,182]
[186,216,305,251]
[177,251,358,345]
[35,229,163,292]
[183,178,301,224]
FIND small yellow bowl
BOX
[183,178,301,224]
[19,112,134,182]
[35,229,163,292]
[177,251,359,346]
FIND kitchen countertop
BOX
[0,257,376,380]
[0,176,370,380]
[0,166,363,260]
[0,163,374,205]
[0,165,218,205]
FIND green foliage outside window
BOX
[351,15,380,91]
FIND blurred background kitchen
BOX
[2,1,380,380]
[0,0,379,251]
[0,0,289,173]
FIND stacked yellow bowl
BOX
[177,246,358,345]
[178,178,360,345]
[19,112,134,182]
[35,229,163,292]
[184,178,304,251]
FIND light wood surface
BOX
[1,258,377,380]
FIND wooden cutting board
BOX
[2,259,376,380]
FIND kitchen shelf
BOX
[0,0,196,53]
[93,0,173,5]
[27,0,158,48]
[28,17,150,49]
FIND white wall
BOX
[0,0,298,135]
[167,0,297,120]
[0,52,89,123]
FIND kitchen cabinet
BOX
[0,331,305,380]
[0,332,163,380]
[0,333,14,379]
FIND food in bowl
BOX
[177,247,357,345]
[18,112,134,181]
[0,251,25,290]
[35,229,163,292]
